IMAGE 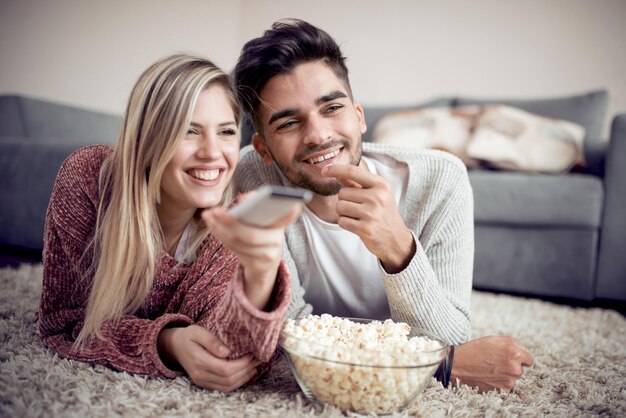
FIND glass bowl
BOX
[279,316,449,415]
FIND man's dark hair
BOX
[233,18,352,132]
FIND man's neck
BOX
[305,194,340,223]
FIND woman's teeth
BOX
[189,169,219,181]
[306,149,340,164]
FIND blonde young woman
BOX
[39,54,299,392]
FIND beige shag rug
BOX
[1,264,625,418]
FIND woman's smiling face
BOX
[159,84,240,217]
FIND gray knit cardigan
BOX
[233,143,474,344]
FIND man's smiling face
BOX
[252,60,367,196]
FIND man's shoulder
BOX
[234,145,285,193]
[237,145,265,169]
[362,143,468,178]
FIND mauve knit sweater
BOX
[39,145,291,378]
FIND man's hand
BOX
[451,336,534,392]
[158,325,261,392]
[321,164,415,273]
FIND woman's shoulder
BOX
[60,145,113,174]
[52,145,113,209]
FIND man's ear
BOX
[354,103,368,135]
[252,133,274,165]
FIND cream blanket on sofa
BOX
[1,264,625,417]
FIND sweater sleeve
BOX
[380,157,474,345]
[196,259,291,362]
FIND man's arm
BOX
[321,155,473,344]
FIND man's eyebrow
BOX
[316,90,348,105]
[268,109,297,126]
[267,91,349,125]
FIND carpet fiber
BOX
[1,264,625,417]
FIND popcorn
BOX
[280,314,447,414]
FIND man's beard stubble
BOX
[271,138,362,196]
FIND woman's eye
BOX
[220,128,237,136]
[187,128,199,135]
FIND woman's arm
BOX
[38,147,197,378]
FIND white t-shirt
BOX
[300,155,409,319]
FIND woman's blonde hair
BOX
[75,54,241,346]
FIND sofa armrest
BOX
[596,114,626,300]
[582,140,607,177]
[0,139,89,251]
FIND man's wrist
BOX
[434,345,455,388]
[380,229,416,273]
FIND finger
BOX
[188,326,231,359]
[200,366,258,393]
[210,209,292,248]
[234,191,256,203]
[206,354,258,378]
[519,348,534,367]
[335,199,364,220]
[321,164,377,189]
[335,174,362,189]
[512,340,534,367]
[337,186,371,204]
[337,216,361,235]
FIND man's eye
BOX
[277,120,298,130]
[325,104,343,113]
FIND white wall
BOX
[0,0,243,113]
[1,0,625,136]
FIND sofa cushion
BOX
[469,170,603,228]
[361,97,454,142]
[467,105,586,173]
[0,95,120,144]
[455,89,608,143]
[370,105,481,166]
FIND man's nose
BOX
[302,115,332,146]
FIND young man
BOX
[233,19,533,392]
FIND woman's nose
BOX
[197,135,221,159]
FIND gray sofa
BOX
[1,92,625,302]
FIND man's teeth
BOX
[306,149,340,164]
[189,169,219,181]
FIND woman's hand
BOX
[158,325,261,392]
[202,194,301,310]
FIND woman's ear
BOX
[252,134,274,165]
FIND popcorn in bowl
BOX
[279,314,448,414]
